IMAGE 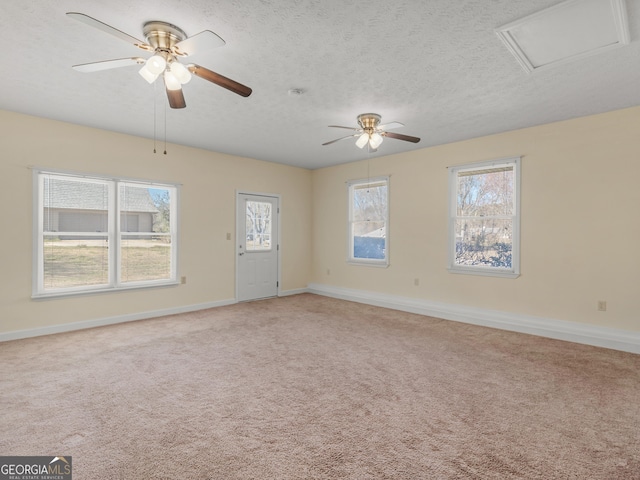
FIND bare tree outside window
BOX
[349,178,389,265]
[245,201,272,251]
[449,158,520,277]
[150,188,171,235]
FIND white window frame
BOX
[447,157,520,278]
[32,168,179,298]
[347,176,390,267]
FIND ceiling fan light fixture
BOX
[356,133,369,149]
[146,54,167,75]
[164,70,181,90]
[138,64,159,84]
[324,113,420,149]
[369,132,384,149]
[67,13,253,108]
[170,61,192,84]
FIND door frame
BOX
[235,190,281,301]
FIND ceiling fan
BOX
[322,113,420,151]
[66,12,252,109]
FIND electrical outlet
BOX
[181,276,187,285]
[414,278,420,286]
[226,233,231,240]
[597,300,606,311]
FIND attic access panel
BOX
[495,0,629,72]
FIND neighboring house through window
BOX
[33,169,178,297]
[448,157,520,278]
[348,177,389,266]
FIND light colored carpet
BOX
[1,293,639,479]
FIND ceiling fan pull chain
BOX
[367,151,371,191]
[163,97,167,155]
[153,81,157,154]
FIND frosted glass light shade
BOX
[164,70,181,91]
[369,133,383,149]
[170,61,192,84]
[138,64,159,84]
[146,54,167,75]
[356,133,369,149]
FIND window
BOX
[33,170,178,297]
[348,177,389,266]
[448,157,520,278]
[245,200,272,252]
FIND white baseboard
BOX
[1,289,310,342]
[0,298,237,342]
[5,285,639,355]
[307,283,640,354]
[279,287,309,297]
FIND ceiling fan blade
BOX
[382,131,421,143]
[166,88,187,109]
[188,64,252,97]
[72,57,146,73]
[66,12,152,51]
[322,134,359,146]
[328,125,360,131]
[173,31,225,57]
[378,121,404,130]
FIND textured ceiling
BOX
[2,0,639,169]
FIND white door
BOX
[236,193,279,301]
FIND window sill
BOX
[32,280,180,300]
[447,267,520,279]
[347,260,390,268]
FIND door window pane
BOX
[245,201,272,251]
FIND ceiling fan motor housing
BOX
[357,113,382,133]
[143,21,187,53]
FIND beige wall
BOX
[0,110,311,335]
[311,106,640,332]
[2,105,639,338]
